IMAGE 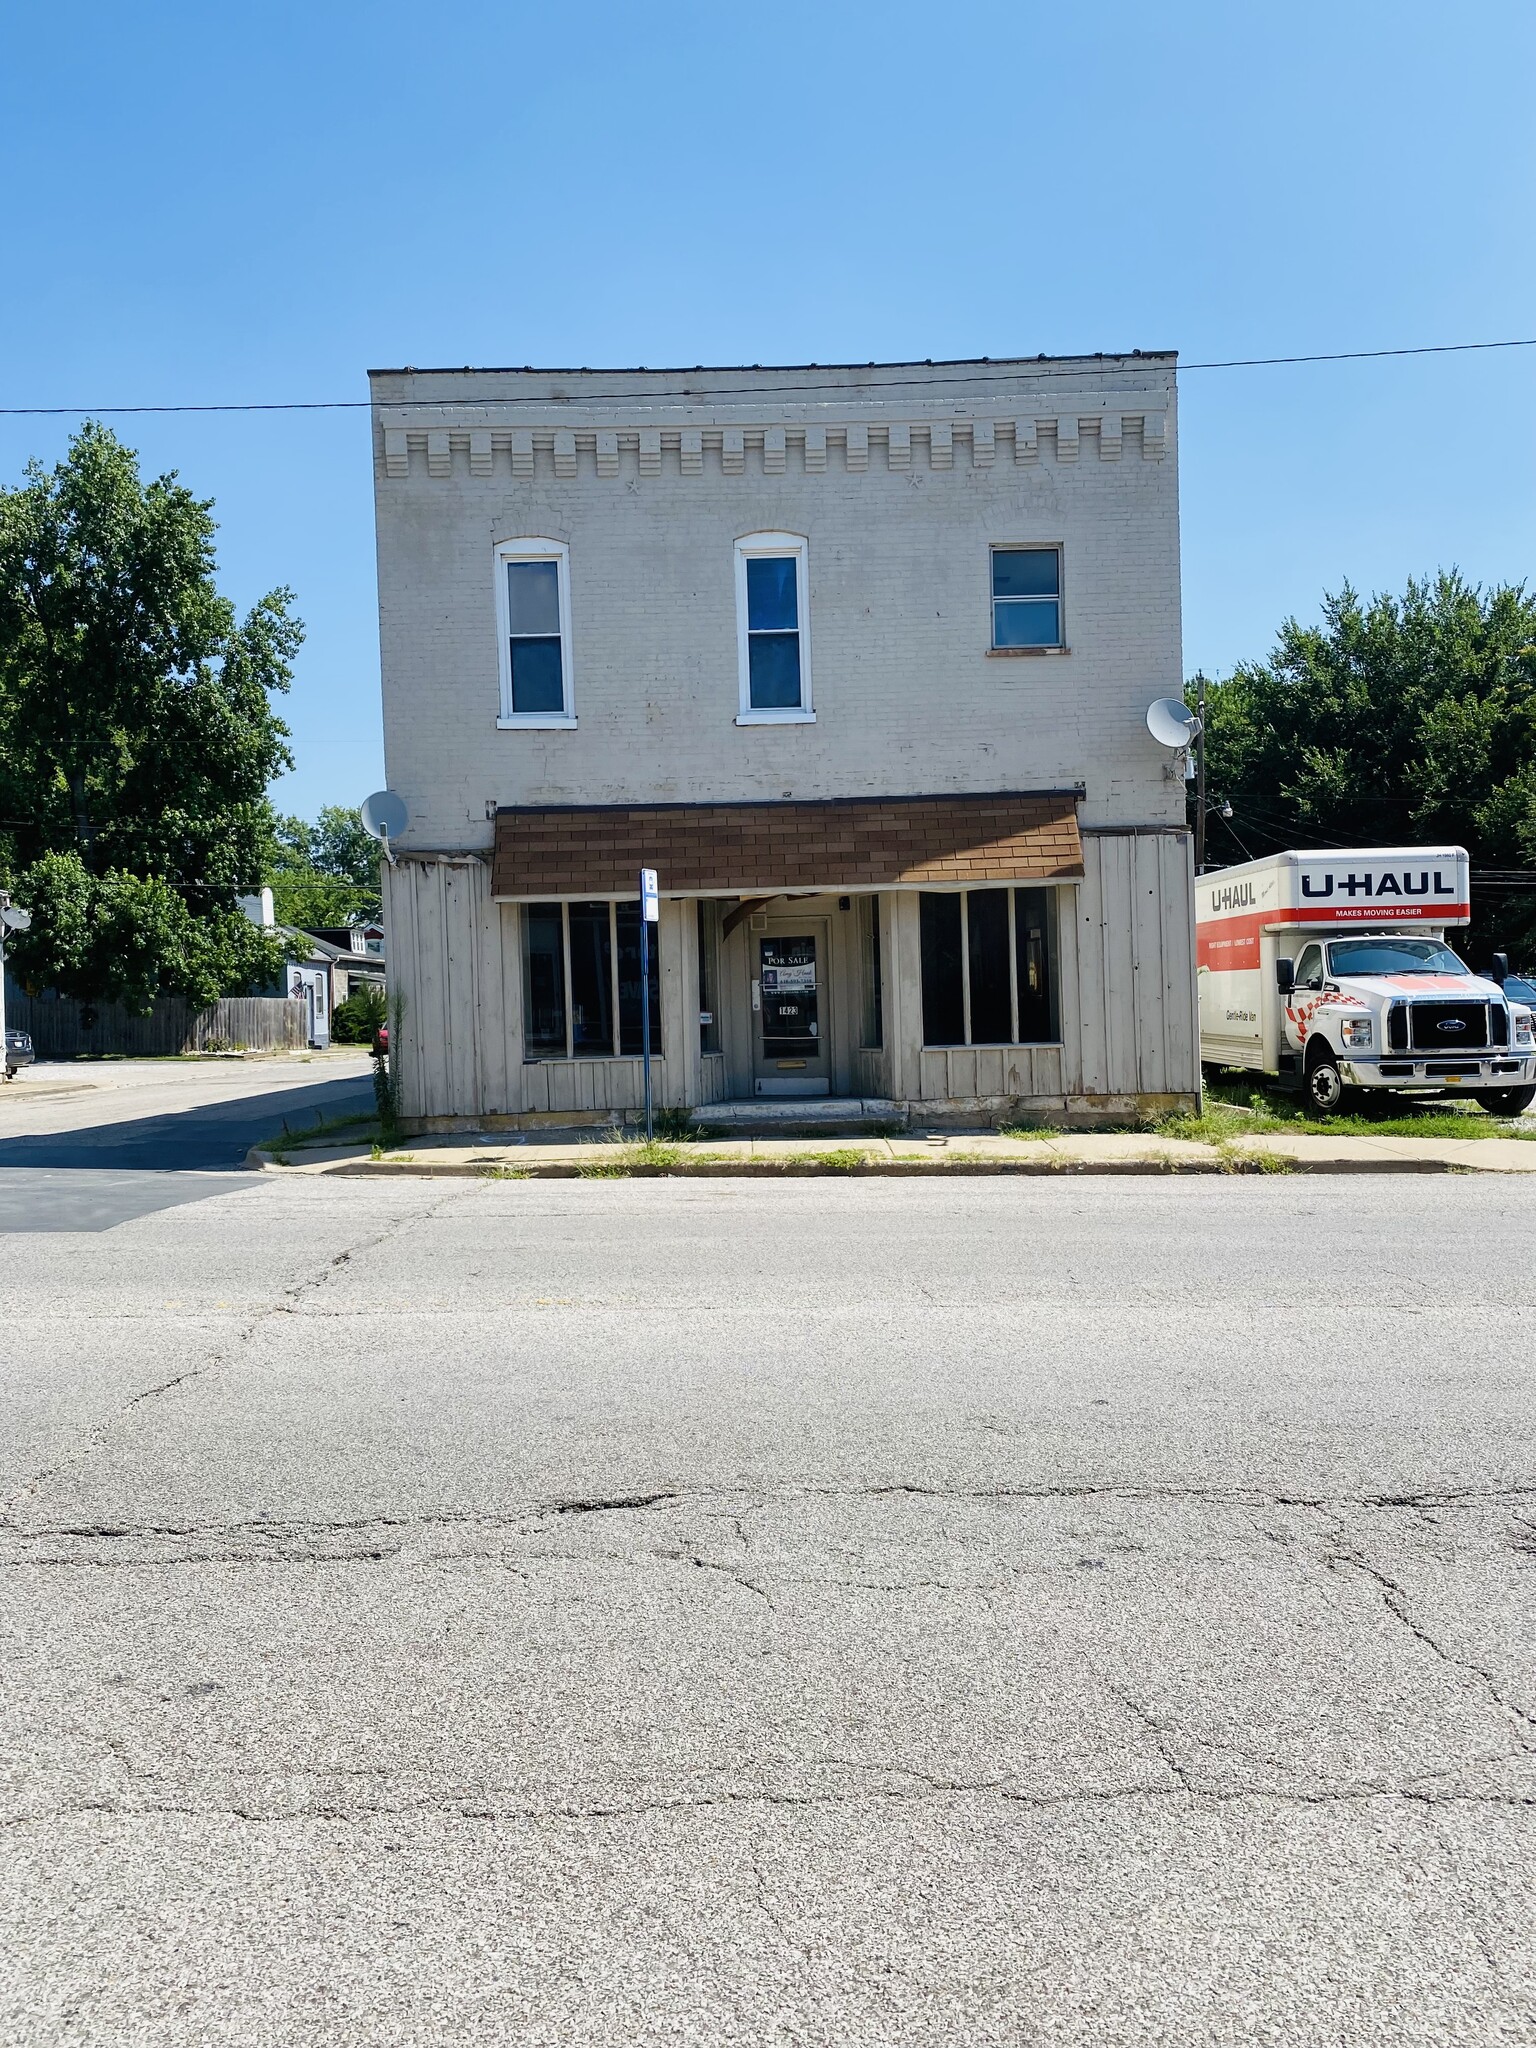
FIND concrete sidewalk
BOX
[250,1125,1536,1177]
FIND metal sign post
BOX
[639,868,658,1140]
[0,899,32,1076]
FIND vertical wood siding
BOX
[384,838,1197,1119]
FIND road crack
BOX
[0,1185,477,1521]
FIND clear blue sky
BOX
[3,1,1533,822]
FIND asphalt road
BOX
[2,1172,1534,2045]
[0,1055,376,1227]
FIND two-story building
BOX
[369,355,1197,1128]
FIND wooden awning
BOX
[491,791,1083,900]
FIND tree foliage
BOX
[269,805,382,930]
[1193,572,1536,963]
[0,423,299,1007]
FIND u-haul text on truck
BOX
[1196,847,1536,1114]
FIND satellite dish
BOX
[1,904,31,933]
[360,790,408,842]
[1146,698,1202,750]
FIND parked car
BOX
[1501,974,1536,1012]
[4,1027,35,1077]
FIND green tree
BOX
[0,423,300,1007]
[269,805,382,929]
[1192,572,1536,963]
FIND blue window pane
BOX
[510,637,565,712]
[507,559,561,635]
[746,555,798,631]
[748,632,802,708]
[993,599,1061,648]
[991,548,1059,599]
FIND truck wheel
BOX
[1305,1047,1346,1112]
[1476,1086,1536,1118]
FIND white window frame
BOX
[988,542,1066,655]
[494,537,576,730]
[734,531,814,725]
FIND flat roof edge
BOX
[367,352,1177,379]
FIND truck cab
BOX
[1277,931,1536,1113]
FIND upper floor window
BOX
[495,538,575,728]
[991,545,1062,650]
[735,533,813,724]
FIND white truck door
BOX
[1283,942,1325,1055]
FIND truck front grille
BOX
[1410,1002,1490,1052]
[1387,1002,1409,1050]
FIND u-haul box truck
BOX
[1196,846,1536,1113]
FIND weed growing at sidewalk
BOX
[813,1147,874,1173]
[577,1138,687,1177]
[998,1123,1062,1141]
[1215,1142,1294,1174]
[262,1111,379,1161]
[1166,1080,1533,1142]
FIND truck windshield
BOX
[1327,939,1468,976]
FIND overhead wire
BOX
[0,336,1533,418]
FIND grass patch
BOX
[576,1138,685,1177]
[477,1162,532,1180]
[1215,1141,1295,1175]
[1198,1076,1533,1140]
[262,1110,380,1160]
[998,1123,1062,1141]
[813,1147,876,1173]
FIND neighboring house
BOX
[240,893,384,1045]
[369,355,1196,1126]
[299,925,387,1005]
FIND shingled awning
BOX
[491,791,1083,900]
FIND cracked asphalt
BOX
[2,1173,1534,2045]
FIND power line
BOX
[0,336,1532,418]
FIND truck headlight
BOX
[1342,1017,1373,1049]
[1516,1011,1535,1047]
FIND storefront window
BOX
[615,903,662,1056]
[523,905,567,1056]
[858,896,883,1049]
[919,896,965,1047]
[522,901,661,1059]
[568,902,614,1052]
[920,887,1060,1047]
[697,902,722,1055]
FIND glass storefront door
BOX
[752,929,830,1095]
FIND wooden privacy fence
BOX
[4,982,310,1058]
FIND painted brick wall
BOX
[370,359,1183,850]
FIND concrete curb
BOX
[245,1146,1477,1179]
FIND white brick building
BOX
[370,355,1198,1127]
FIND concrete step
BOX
[693,1097,904,1135]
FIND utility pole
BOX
[1194,671,1208,874]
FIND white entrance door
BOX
[753,924,831,1095]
